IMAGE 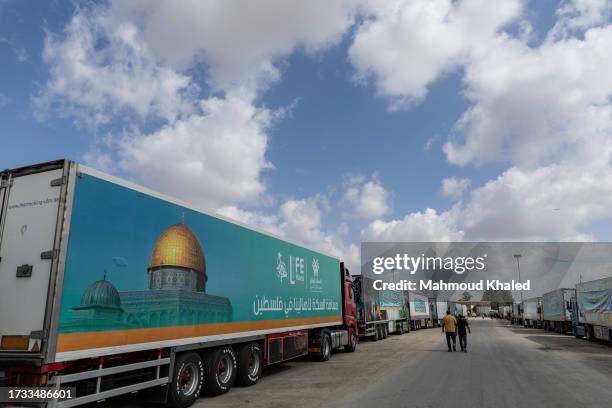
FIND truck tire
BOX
[344,329,357,352]
[372,325,380,341]
[316,332,332,361]
[203,346,237,396]
[382,325,388,339]
[236,342,263,386]
[167,352,204,408]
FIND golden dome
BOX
[148,224,205,273]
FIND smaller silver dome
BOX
[79,280,121,309]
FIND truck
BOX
[0,160,359,408]
[353,276,409,340]
[498,305,512,320]
[428,298,442,327]
[408,292,431,329]
[434,300,449,325]
[522,297,543,328]
[574,277,612,342]
[380,286,410,335]
[511,302,523,325]
[542,288,575,333]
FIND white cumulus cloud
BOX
[362,208,464,241]
[349,0,522,109]
[342,174,391,220]
[34,9,193,127]
[119,90,274,208]
[440,177,471,199]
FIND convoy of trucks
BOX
[503,280,611,343]
[0,160,473,408]
[2,160,611,407]
[0,160,360,408]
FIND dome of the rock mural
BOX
[148,224,205,274]
[78,279,122,310]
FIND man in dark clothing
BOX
[457,314,471,352]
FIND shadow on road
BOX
[525,335,612,354]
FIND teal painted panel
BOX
[58,174,342,333]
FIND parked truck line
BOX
[0,160,359,408]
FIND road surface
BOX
[108,319,612,408]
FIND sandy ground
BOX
[104,319,612,408]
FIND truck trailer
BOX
[353,276,409,340]
[0,160,359,407]
[511,302,523,325]
[434,300,449,326]
[574,277,612,342]
[408,292,431,329]
[542,288,575,334]
[522,297,543,328]
[498,305,512,320]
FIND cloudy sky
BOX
[1,0,612,271]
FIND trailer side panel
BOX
[55,169,342,362]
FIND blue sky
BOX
[1,0,612,270]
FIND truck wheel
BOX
[236,342,263,386]
[203,346,237,395]
[373,325,380,341]
[168,352,204,408]
[382,325,388,339]
[344,329,357,352]
[316,332,332,361]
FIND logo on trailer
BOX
[275,252,309,286]
[309,257,323,293]
[276,252,288,283]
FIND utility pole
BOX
[514,254,523,304]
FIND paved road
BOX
[109,319,612,408]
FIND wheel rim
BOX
[351,333,357,348]
[178,362,199,396]
[247,349,260,377]
[217,354,233,384]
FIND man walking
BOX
[442,310,457,352]
[457,314,471,352]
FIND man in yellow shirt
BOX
[441,310,458,352]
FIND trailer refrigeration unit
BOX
[0,160,359,408]
[408,292,431,329]
[542,288,575,334]
[353,276,408,340]
[522,297,543,328]
[574,277,612,342]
